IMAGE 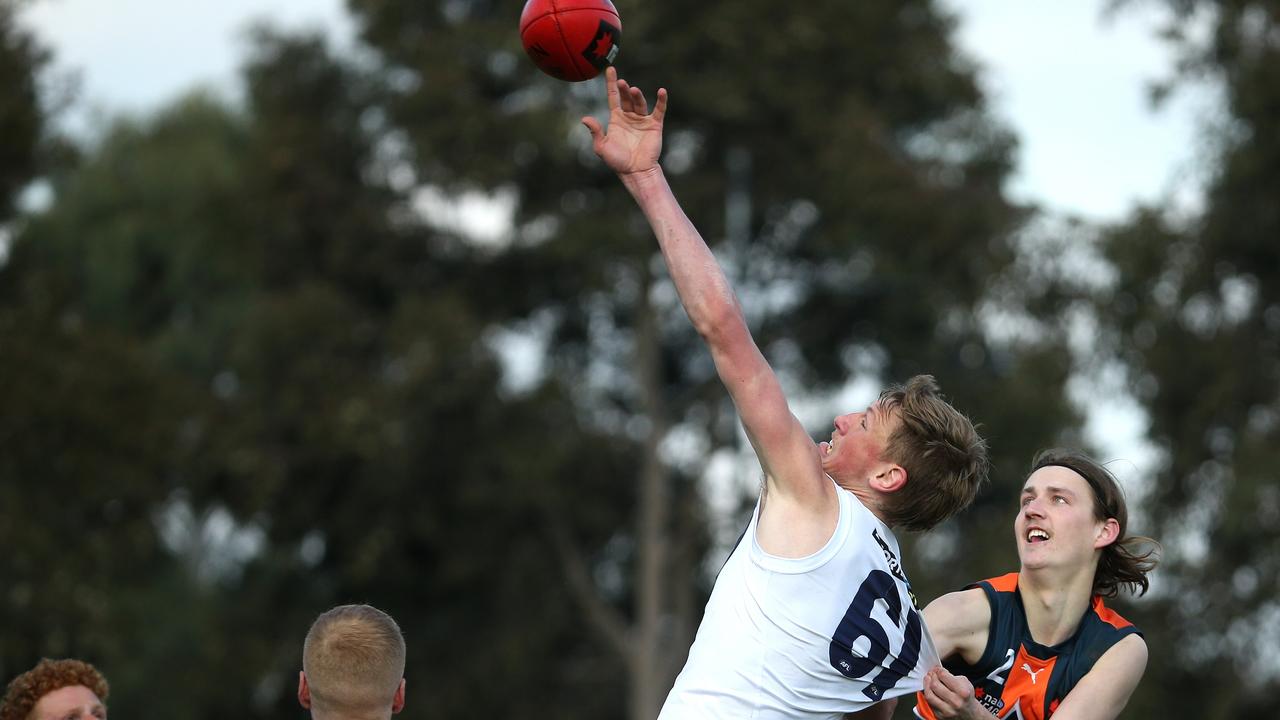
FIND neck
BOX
[833,475,894,526]
[311,707,390,720]
[1017,565,1097,646]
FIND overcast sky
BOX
[19,0,1210,223]
[18,0,1203,472]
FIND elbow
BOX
[691,299,745,346]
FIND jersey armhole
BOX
[748,482,856,574]
[967,580,1004,672]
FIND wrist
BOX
[618,164,666,195]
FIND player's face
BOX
[30,685,106,720]
[819,401,895,481]
[1015,466,1106,570]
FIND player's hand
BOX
[921,667,987,719]
[582,66,668,177]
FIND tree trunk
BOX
[631,269,673,720]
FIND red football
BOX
[519,0,622,82]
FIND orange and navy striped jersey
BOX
[913,572,1141,719]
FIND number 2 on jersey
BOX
[828,569,924,701]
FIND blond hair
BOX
[303,604,406,713]
[878,375,989,531]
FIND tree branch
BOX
[543,512,634,669]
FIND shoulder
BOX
[755,473,841,558]
[1087,633,1149,689]
[924,587,991,625]
[1086,595,1142,636]
[923,587,991,662]
[976,571,1020,595]
[1071,596,1144,674]
[1052,634,1148,718]
[1105,632,1148,663]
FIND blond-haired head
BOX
[877,375,989,531]
[299,604,406,719]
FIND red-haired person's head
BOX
[0,658,108,720]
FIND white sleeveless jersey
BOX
[658,482,940,719]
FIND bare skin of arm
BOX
[915,588,992,719]
[583,67,836,557]
[924,589,990,665]
[1046,634,1148,720]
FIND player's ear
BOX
[1094,517,1120,549]
[298,672,312,709]
[873,464,907,493]
[392,678,407,714]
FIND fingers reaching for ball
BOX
[618,78,647,115]
[582,66,669,176]
[604,66,667,121]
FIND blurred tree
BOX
[1095,0,1280,715]
[0,87,265,713]
[3,23,643,718]
[0,0,183,689]
[0,0,45,221]
[346,1,1084,717]
[2,1,1103,717]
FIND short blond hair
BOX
[877,375,989,531]
[303,604,405,713]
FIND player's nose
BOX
[1022,498,1046,518]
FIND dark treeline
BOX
[0,0,1275,717]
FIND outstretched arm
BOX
[583,68,833,546]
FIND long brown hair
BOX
[1030,448,1161,598]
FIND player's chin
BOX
[1018,546,1052,568]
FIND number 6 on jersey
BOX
[830,570,928,701]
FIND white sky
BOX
[19,0,1210,223]
[18,0,1192,470]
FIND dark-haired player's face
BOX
[30,685,106,720]
[1015,466,1105,570]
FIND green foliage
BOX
[0,0,46,220]
[350,1,1077,716]
[0,0,1113,717]
[1096,0,1280,713]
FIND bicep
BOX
[1051,634,1148,720]
[922,589,990,664]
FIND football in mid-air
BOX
[519,0,621,82]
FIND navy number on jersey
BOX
[829,569,924,701]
